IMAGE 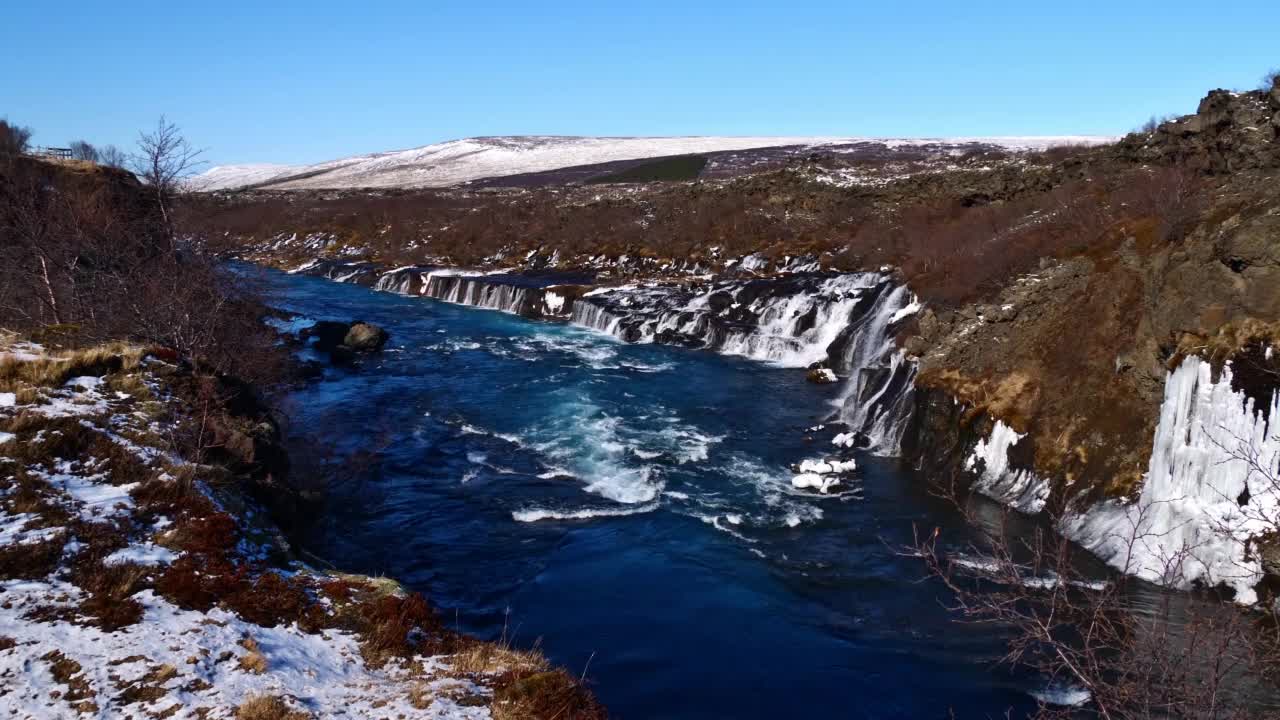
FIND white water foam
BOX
[512,503,659,522]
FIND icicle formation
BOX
[1063,357,1280,604]
[964,421,1049,513]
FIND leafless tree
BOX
[131,116,204,240]
[98,145,128,169]
[0,118,33,158]
[1122,165,1206,243]
[69,140,99,163]
[1138,115,1174,135]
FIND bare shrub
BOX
[1121,165,1207,243]
[914,480,1280,719]
[1138,115,1175,134]
[1261,69,1280,92]
[0,138,284,382]
[69,140,98,163]
[98,145,128,169]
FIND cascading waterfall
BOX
[833,283,919,454]
[368,266,577,318]
[373,268,426,295]
[570,274,889,366]
[569,300,630,338]
[573,273,920,455]
[304,260,923,457]
[424,272,534,315]
[716,274,883,367]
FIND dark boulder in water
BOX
[302,320,390,363]
[344,322,389,352]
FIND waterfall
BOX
[572,273,919,455]
[569,300,632,339]
[1062,357,1280,604]
[569,274,886,367]
[423,273,533,315]
[715,274,881,366]
[374,267,426,295]
[300,260,922,458]
[832,284,918,455]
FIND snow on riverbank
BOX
[0,341,594,717]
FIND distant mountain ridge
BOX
[188,134,1116,191]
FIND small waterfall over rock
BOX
[832,283,919,455]
[572,273,920,455]
[569,273,890,367]
[361,266,586,319]
[422,271,536,315]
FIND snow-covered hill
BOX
[189,134,1115,191]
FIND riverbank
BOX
[0,334,604,719]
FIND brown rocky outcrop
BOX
[1117,79,1280,173]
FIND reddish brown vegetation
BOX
[192,148,1215,313]
[0,537,66,580]
[357,592,446,666]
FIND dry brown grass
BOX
[0,536,66,580]
[0,342,145,394]
[407,683,434,710]
[41,650,98,713]
[237,637,268,674]
[235,694,313,720]
[356,592,445,667]
[449,638,549,675]
[71,557,147,631]
[491,669,608,720]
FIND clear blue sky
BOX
[3,1,1276,166]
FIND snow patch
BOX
[104,543,179,567]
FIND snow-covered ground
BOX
[0,341,555,718]
[188,134,1117,191]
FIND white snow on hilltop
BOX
[188,134,1116,191]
